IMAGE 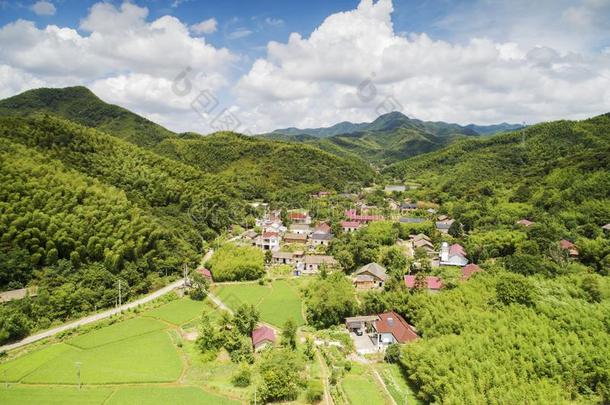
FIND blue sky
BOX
[0,0,609,133]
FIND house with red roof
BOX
[559,239,579,257]
[251,325,275,352]
[288,211,311,225]
[341,221,361,233]
[439,242,468,266]
[461,264,482,280]
[404,275,443,292]
[345,209,383,223]
[374,311,418,346]
[255,232,280,251]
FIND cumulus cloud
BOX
[191,18,217,34]
[233,0,610,131]
[0,1,238,132]
[228,28,253,40]
[30,1,55,16]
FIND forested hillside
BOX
[263,111,522,165]
[380,113,610,403]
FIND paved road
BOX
[0,279,186,352]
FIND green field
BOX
[0,343,70,382]
[342,364,389,405]
[142,297,207,325]
[376,363,423,405]
[24,331,182,384]
[0,386,240,404]
[212,278,305,326]
[68,317,166,349]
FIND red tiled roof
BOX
[404,275,443,290]
[195,267,212,279]
[375,311,418,343]
[449,243,467,257]
[345,210,383,222]
[461,264,482,280]
[341,221,361,228]
[289,212,307,219]
[559,239,575,249]
[252,326,275,347]
[262,232,279,238]
[315,223,332,233]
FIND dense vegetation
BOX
[206,244,265,282]
[0,87,374,344]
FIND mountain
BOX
[465,122,525,135]
[262,111,524,165]
[0,87,374,199]
[0,86,174,147]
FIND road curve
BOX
[0,279,186,352]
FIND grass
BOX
[376,363,424,405]
[23,331,182,384]
[0,343,70,382]
[342,363,389,405]
[106,386,240,404]
[68,317,165,349]
[213,278,305,327]
[0,386,114,404]
[142,297,208,325]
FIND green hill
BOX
[0,86,174,147]
[262,111,520,165]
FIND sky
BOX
[0,0,609,134]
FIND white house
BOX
[439,242,468,266]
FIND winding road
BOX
[0,278,186,353]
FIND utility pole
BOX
[183,263,189,287]
[75,361,82,390]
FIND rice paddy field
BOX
[212,278,307,327]
[341,363,391,405]
[0,297,240,404]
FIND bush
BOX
[306,380,324,403]
[207,244,265,282]
[231,364,251,387]
[385,344,401,363]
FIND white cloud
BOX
[265,17,284,27]
[191,18,217,35]
[30,1,55,16]
[228,28,253,40]
[233,0,610,132]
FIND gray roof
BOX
[272,251,294,259]
[400,203,418,209]
[304,255,337,265]
[290,224,312,231]
[400,217,425,223]
[311,233,333,240]
[353,262,387,281]
[435,220,455,230]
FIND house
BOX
[341,221,361,233]
[264,221,286,234]
[385,185,406,193]
[283,233,308,244]
[559,239,579,257]
[603,223,610,232]
[440,242,469,266]
[272,251,295,265]
[352,263,387,290]
[289,224,312,235]
[412,238,436,256]
[313,222,332,235]
[345,209,383,224]
[374,311,418,346]
[516,219,535,227]
[303,255,337,274]
[404,275,443,292]
[195,267,213,281]
[400,202,418,212]
[256,232,281,251]
[436,219,455,234]
[252,326,275,352]
[399,217,426,224]
[426,208,437,214]
[461,263,482,280]
[289,212,311,225]
[437,215,449,221]
[310,233,333,246]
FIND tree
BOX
[581,275,602,303]
[448,221,463,238]
[385,344,401,363]
[256,349,304,403]
[495,273,535,306]
[281,318,297,350]
[304,273,357,328]
[196,313,220,353]
[305,380,324,403]
[233,304,260,336]
[231,363,251,387]
[382,246,408,280]
[303,337,315,360]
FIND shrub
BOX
[231,364,251,387]
[385,344,401,363]
[306,380,324,403]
